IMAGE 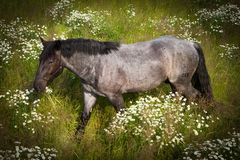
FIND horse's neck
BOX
[61,53,98,84]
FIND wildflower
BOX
[45,87,53,94]
[193,129,199,136]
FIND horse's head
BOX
[33,38,63,92]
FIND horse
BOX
[33,36,213,133]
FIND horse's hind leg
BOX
[106,93,124,112]
[171,80,200,99]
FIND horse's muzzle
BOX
[33,79,47,92]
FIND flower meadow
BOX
[0,18,46,67]
[49,0,75,22]
[0,0,240,159]
[0,87,55,134]
[183,131,240,160]
[65,9,111,36]
[219,43,239,59]
[0,141,57,160]
[196,4,240,33]
[105,93,218,148]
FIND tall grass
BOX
[0,0,240,159]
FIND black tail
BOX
[192,42,213,101]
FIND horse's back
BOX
[151,36,196,55]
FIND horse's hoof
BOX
[75,129,85,140]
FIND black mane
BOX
[58,38,120,57]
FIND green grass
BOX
[0,0,240,159]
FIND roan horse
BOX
[33,36,213,133]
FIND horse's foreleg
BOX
[107,94,124,112]
[76,91,96,135]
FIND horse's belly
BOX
[124,79,162,93]
[123,70,166,93]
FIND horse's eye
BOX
[49,60,54,64]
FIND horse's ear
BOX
[40,37,47,46]
[54,40,61,51]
